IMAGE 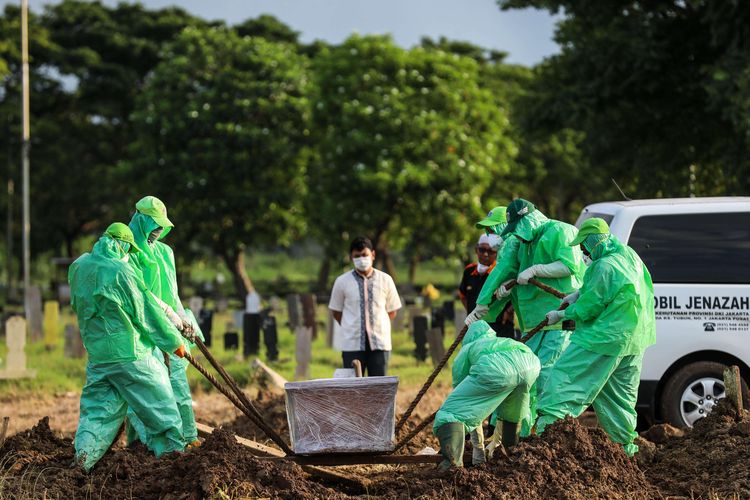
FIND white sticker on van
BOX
[654,291,750,333]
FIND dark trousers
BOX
[342,337,390,376]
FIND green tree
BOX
[235,14,299,43]
[499,0,750,198]
[130,26,312,299]
[310,35,516,287]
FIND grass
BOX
[0,302,455,398]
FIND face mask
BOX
[353,256,372,272]
[148,227,164,244]
[583,254,592,266]
[477,263,489,274]
[486,234,503,251]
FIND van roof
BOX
[593,196,750,207]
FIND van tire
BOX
[660,361,748,428]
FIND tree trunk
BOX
[408,251,419,286]
[378,245,398,280]
[316,254,332,293]
[221,248,255,302]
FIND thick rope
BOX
[393,410,437,453]
[184,351,294,455]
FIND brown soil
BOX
[643,400,750,498]
[5,392,750,498]
[0,417,345,499]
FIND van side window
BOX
[629,212,750,284]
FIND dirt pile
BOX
[367,416,654,499]
[226,390,290,443]
[0,417,345,499]
[644,400,750,498]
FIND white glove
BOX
[181,317,196,341]
[518,261,571,284]
[151,292,183,330]
[562,290,580,306]
[545,309,565,325]
[485,424,505,460]
[465,304,489,326]
[494,279,515,299]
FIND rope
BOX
[393,410,437,453]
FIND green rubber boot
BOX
[435,422,465,470]
[501,421,520,449]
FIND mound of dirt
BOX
[367,416,654,499]
[0,417,345,499]
[645,401,750,498]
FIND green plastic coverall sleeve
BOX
[564,235,656,356]
[475,236,520,321]
[513,212,586,332]
[74,354,184,470]
[436,320,540,434]
[68,236,183,364]
[536,343,644,456]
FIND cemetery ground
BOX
[3,298,750,497]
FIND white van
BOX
[576,197,750,428]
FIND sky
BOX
[7,0,561,66]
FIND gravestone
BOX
[326,309,336,348]
[413,315,429,362]
[454,309,467,336]
[198,309,213,347]
[442,300,455,322]
[243,313,261,357]
[286,294,302,329]
[63,323,85,358]
[43,300,60,349]
[26,285,43,342]
[233,311,244,334]
[427,329,446,366]
[431,307,445,336]
[224,331,239,350]
[188,296,204,318]
[393,307,405,332]
[262,314,279,362]
[0,316,36,379]
[294,325,312,380]
[216,297,228,313]
[300,293,317,339]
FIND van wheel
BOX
[660,361,736,428]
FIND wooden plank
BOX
[258,453,442,466]
[196,421,283,457]
[723,365,744,420]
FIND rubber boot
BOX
[435,422,465,470]
[501,420,520,449]
[469,426,485,466]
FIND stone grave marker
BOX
[0,316,36,379]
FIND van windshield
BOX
[575,211,614,228]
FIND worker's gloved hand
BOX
[562,290,580,306]
[516,267,537,285]
[465,304,489,326]
[545,309,565,325]
[494,279,515,299]
[469,427,486,466]
[180,317,196,341]
[173,345,187,358]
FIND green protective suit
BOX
[126,210,203,445]
[536,235,656,456]
[512,210,586,435]
[69,236,185,470]
[434,321,540,435]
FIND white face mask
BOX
[486,234,503,251]
[353,256,372,272]
[583,254,592,266]
[476,262,489,274]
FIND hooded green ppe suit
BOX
[69,235,185,471]
[536,233,656,456]
[126,203,203,445]
[478,209,585,434]
[434,321,540,437]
